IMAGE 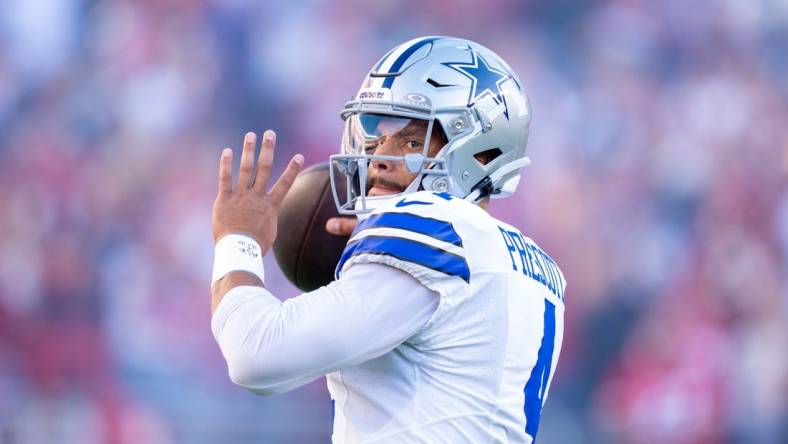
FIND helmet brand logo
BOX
[403,93,431,108]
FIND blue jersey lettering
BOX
[498,225,564,300]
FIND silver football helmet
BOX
[329,36,532,214]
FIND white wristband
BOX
[211,234,265,285]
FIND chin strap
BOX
[465,156,531,203]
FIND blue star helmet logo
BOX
[443,48,514,119]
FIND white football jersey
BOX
[330,191,566,444]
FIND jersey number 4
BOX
[523,300,556,442]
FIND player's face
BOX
[362,118,447,196]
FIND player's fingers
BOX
[326,217,357,236]
[254,130,276,192]
[217,148,233,196]
[267,154,304,208]
[237,132,256,190]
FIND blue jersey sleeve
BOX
[335,192,471,297]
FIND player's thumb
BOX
[326,217,357,236]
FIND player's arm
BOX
[212,263,437,395]
[210,131,437,395]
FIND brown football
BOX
[272,162,351,291]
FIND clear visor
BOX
[341,113,434,157]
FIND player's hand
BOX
[212,130,304,255]
[326,217,357,236]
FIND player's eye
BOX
[405,140,422,150]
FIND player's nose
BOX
[370,157,390,171]
[369,141,399,172]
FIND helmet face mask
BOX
[330,113,450,215]
[330,36,532,215]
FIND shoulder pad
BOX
[335,191,470,291]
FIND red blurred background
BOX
[0,0,785,442]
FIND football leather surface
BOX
[273,162,351,291]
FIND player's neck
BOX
[478,197,490,212]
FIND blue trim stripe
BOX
[336,235,470,282]
[523,300,556,442]
[382,37,440,88]
[354,212,463,247]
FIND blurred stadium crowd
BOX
[0,0,786,443]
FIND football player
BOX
[211,36,566,443]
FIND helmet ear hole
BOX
[474,148,503,166]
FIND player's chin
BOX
[368,186,403,196]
